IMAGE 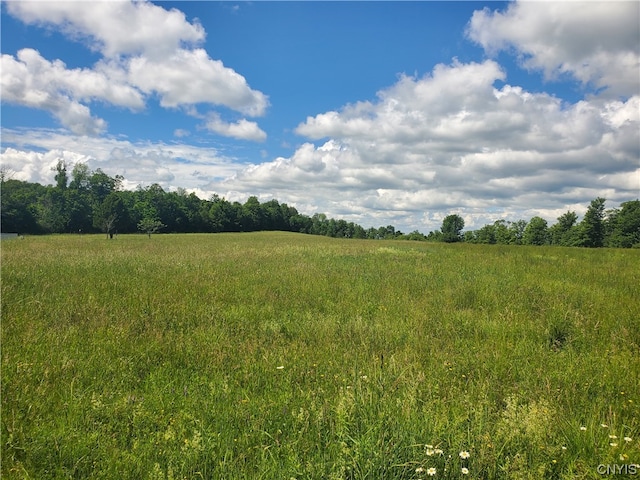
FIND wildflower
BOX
[276,366,284,370]
[561,446,567,451]
[416,467,425,474]
[459,450,470,459]
[609,435,618,440]
[426,467,436,476]
[434,448,443,455]
[601,423,608,428]
[610,442,618,447]
[624,436,632,442]
[426,447,435,456]
[461,467,470,475]
[580,426,587,431]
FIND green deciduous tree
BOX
[549,211,578,246]
[474,224,496,244]
[605,200,640,248]
[241,196,264,231]
[89,169,122,206]
[53,160,68,190]
[64,189,93,233]
[37,188,69,233]
[69,162,91,191]
[508,220,527,245]
[403,230,427,241]
[492,220,517,244]
[0,179,44,233]
[426,230,444,242]
[138,217,166,238]
[523,216,549,245]
[94,192,129,238]
[463,230,476,243]
[441,214,465,242]
[576,197,606,247]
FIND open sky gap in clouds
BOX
[1,1,638,232]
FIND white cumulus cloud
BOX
[0,49,133,135]
[5,0,205,59]
[466,1,640,98]
[2,1,268,138]
[205,114,267,142]
[127,49,268,116]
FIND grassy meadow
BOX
[1,232,639,479]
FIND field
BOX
[2,232,639,479]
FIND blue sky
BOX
[1,1,638,232]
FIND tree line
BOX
[0,161,396,239]
[1,161,638,247]
[434,198,640,248]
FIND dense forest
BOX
[1,161,639,247]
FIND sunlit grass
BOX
[2,232,639,478]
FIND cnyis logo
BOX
[597,464,638,475]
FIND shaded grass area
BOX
[2,232,639,479]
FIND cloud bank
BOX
[0,128,239,196]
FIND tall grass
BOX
[2,232,639,479]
